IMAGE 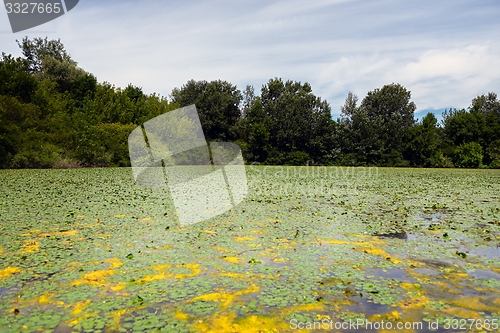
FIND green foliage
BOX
[486,139,500,168]
[17,36,75,73]
[455,142,483,168]
[0,95,43,167]
[37,54,86,92]
[361,83,416,150]
[262,150,311,166]
[72,122,136,167]
[124,84,144,103]
[68,72,97,103]
[239,98,272,163]
[10,137,63,168]
[404,113,441,167]
[249,122,270,163]
[260,78,334,163]
[338,84,416,166]
[0,53,38,102]
[2,167,499,330]
[171,79,242,141]
[429,151,454,168]
[441,96,500,168]
[283,151,311,166]
[0,38,181,168]
[1,37,499,169]
[442,108,485,146]
[470,92,500,116]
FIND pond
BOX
[0,167,499,332]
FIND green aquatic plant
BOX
[0,167,499,332]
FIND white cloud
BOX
[394,42,500,111]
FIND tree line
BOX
[1,37,499,169]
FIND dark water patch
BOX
[468,268,500,279]
[415,215,441,223]
[258,256,290,268]
[445,242,500,261]
[372,231,418,241]
[412,258,455,269]
[465,245,500,259]
[413,267,441,276]
[406,233,418,241]
[366,268,416,282]
[422,209,457,214]
[372,232,408,239]
[0,286,16,297]
[344,295,392,317]
[53,323,73,333]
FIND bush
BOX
[53,157,81,168]
[263,150,311,165]
[282,151,311,166]
[455,142,483,168]
[489,159,500,169]
[430,151,454,168]
[264,149,285,165]
[380,149,403,167]
[11,141,62,168]
[335,153,362,166]
[486,139,500,168]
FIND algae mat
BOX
[0,167,499,332]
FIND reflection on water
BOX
[366,268,416,281]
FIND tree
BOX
[17,37,75,73]
[471,92,500,116]
[260,78,334,164]
[455,142,483,168]
[486,139,500,168]
[69,72,97,106]
[337,103,381,165]
[170,80,242,141]
[442,108,485,146]
[124,84,145,103]
[37,54,87,93]
[340,92,359,119]
[361,83,416,128]
[0,54,38,103]
[17,37,92,96]
[339,83,416,165]
[246,100,272,162]
[404,112,441,166]
[136,93,179,124]
[469,92,500,166]
[241,84,257,114]
[361,83,416,163]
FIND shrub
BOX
[430,151,454,168]
[486,139,500,168]
[283,151,311,166]
[455,142,483,168]
[264,149,285,165]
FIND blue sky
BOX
[1,0,499,119]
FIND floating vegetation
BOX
[0,167,499,332]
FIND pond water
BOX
[0,167,499,332]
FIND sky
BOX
[1,0,499,120]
